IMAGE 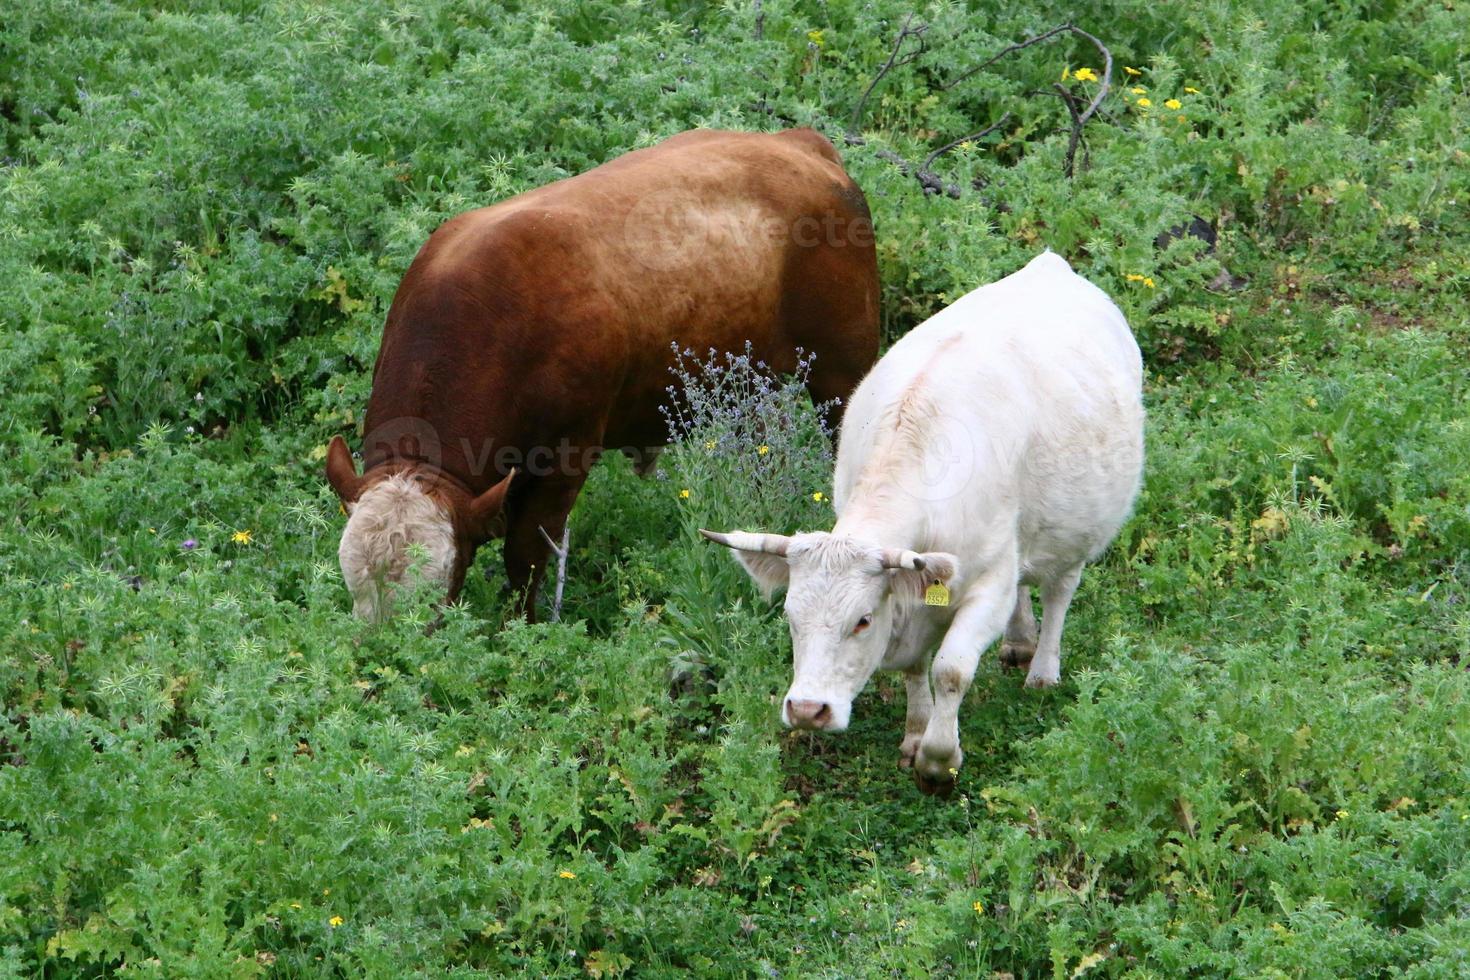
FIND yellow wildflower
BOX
[1073,67,1098,82]
[1136,97,1152,108]
[289,902,302,910]
[1060,67,1070,81]
[1130,86,1147,95]
[1126,273,1145,282]
[812,491,824,502]
[559,870,577,879]
[1164,98,1182,110]
[757,445,770,456]
[232,529,253,545]
[704,439,716,450]
[1184,86,1201,94]
[679,489,690,499]
[329,915,343,928]
[1335,809,1348,820]
[1123,66,1142,76]
[972,901,985,914]
[323,888,331,896]
[1143,277,1156,288]
[806,29,825,47]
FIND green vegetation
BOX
[3,0,1469,975]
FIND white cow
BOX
[703,251,1144,793]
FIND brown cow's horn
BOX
[880,549,925,571]
[699,528,792,556]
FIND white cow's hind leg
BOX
[914,566,1016,793]
[999,585,1038,669]
[1025,565,1083,689]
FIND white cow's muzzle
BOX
[781,687,853,732]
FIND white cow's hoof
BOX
[1024,671,1060,689]
[914,743,962,796]
[914,769,956,797]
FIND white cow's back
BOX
[833,251,1144,590]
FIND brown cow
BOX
[325,128,880,622]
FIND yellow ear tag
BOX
[924,581,950,607]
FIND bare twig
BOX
[845,21,1115,194]
[944,22,1112,179]
[920,111,1012,174]
[1065,25,1114,129]
[537,525,570,623]
[943,23,1075,90]
[847,13,928,136]
[1052,84,1087,177]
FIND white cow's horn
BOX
[699,528,792,556]
[879,549,925,571]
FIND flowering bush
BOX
[660,342,835,537]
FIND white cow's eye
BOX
[853,614,873,634]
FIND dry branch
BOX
[949,22,1113,178]
[537,525,570,623]
[920,111,1012,174]
[847,12,928,136]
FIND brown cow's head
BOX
[325,436,514,622]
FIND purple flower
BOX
[181,538,198,551]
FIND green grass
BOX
[2,0,1469,976]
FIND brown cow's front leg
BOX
[502,472,588,623]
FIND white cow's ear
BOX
[888,552,959,602]
[732,551,792,599]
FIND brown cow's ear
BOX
[466,469,516,542]
[325,435,363,507]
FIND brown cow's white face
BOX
[338,474,457,622]
[703,530,958,732]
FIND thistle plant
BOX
[656,342,838,660]
[659,341,836,539]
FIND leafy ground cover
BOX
[2,0,1468,975]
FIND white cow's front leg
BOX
[899,664,934,770]
[914,569,1016,794]
[886,612,942,770]
[1025,565,1083,689]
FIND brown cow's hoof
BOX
[913,769,957,798]
[999,641,1035,670]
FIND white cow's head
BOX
[701,529,957,731]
